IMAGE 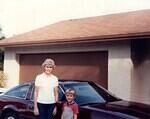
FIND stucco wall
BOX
[4,41,132,101]
[108,43,132,100]
[131,39,150,104]
[4,50,20,88]
[131,60,150,104]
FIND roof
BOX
[0,9,150,47]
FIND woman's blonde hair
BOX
[42,58,55,68]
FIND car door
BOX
[3,84,33,119]
[53,85,65,119]
[23,83,38,119]
[28,84,65,119]
[60,82,110,119]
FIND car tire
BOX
[3,112,18,119]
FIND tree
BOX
[0,26,5,70]
[0,28,5,40]
[0,26,6,87]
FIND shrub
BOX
[0,71,7,87]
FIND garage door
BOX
[19,51,108,88]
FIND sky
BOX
[0,0,150,37]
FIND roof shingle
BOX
[0,9,150,47]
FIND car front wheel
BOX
[3,112,18,119]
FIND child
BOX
[61,88,79,119]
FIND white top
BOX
[35,73,58,104]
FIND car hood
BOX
[82,101,150,119]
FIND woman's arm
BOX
[73,114,78,119]
[61,111,64,119]
[54,86,58,103]
[53,86,58,115]
[34,86,39,115]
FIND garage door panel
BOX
[19,52,108,88]
[55,65,100,81]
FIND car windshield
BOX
[61,81,120,106]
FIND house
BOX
[0,9,150,104]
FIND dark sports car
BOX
[0,80,150,119]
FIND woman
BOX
[34,58,58,119]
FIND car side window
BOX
[64,83,106,105]
[5,84,30,99]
